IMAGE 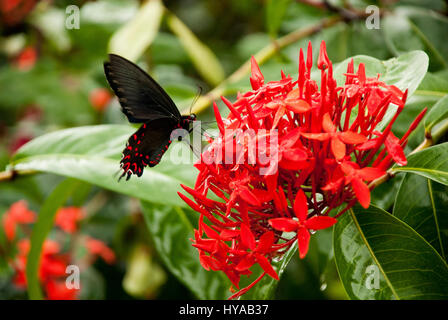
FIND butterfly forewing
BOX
[104,54,195,181]
[104,54,181,123]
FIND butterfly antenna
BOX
[189,86,203,115]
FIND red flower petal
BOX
[304,216,337,230]
[322,113,336,133]
[256,231,275,253]
[249,56,264,90]
[213,102,225,135]
[384,132,407,166]
[268,218,299,232]
[297,227,310,259]
[357,167,385,181]
[255,254,279,280]
[339,131,367,144]
[235,255,255,271]
[240,223,256,250]
[301,132,331,141]
[238,187,262,207]
[285,99,311,113]
[220,228,240,241]
[351,177,371,209]
[293,189,308,221]
[331,137,346,160]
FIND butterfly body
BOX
[104,54,196,181]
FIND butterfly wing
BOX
[104,54,181,123]
[119,118,179,180]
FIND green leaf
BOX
[108,0,164,61]
[166,13,225,86]
[424,94,448,132]
[10,125,197,207]
[27,179,80,299]
[383,7,448,71]
[334,205,448,300]
[265,0,291,38]
[140,202,229,299]
[391,142,448,186]
[394,173,448,260]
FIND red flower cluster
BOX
[12,46,37,71]
[0,0,37,27]
[55,206,85,234]
[12,239,77,300]
[89,88,112,112]
[179,41,426,298]
[2,200,116,299]
[2,200,35,241]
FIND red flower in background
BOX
[2,200,35,241]
[2,201,117,300]
[89,88,112,112]
[55,206,84,234]
[12,46,37,71]
[85,237,116,265]
[0,0,37,27]
[179,40,427,298]
[11,239,76,300]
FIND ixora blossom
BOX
[2,201,116,299]
[179,41,426,299]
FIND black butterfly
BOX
[104,54,196,181]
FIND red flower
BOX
[13,46,37,71]
[0,0,37,26]
[234,225,278,280]
[89,88,112,112]
[301,113,367,160]
[269,189,337,258]
[2,200,36,241]
[179,40,426,298]
[55,206,84,234]
[84,237,116,264]
[12,239,68,289]
[45,279,78,300]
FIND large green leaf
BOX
[424,94,448,132]
[140,202,229,299]
[391,142,448,186]
[394,173,448,261]
[334,205,448,300]
[10,125,197,207]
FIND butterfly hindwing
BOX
[104,54,181,123]
[119,118,179,180]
